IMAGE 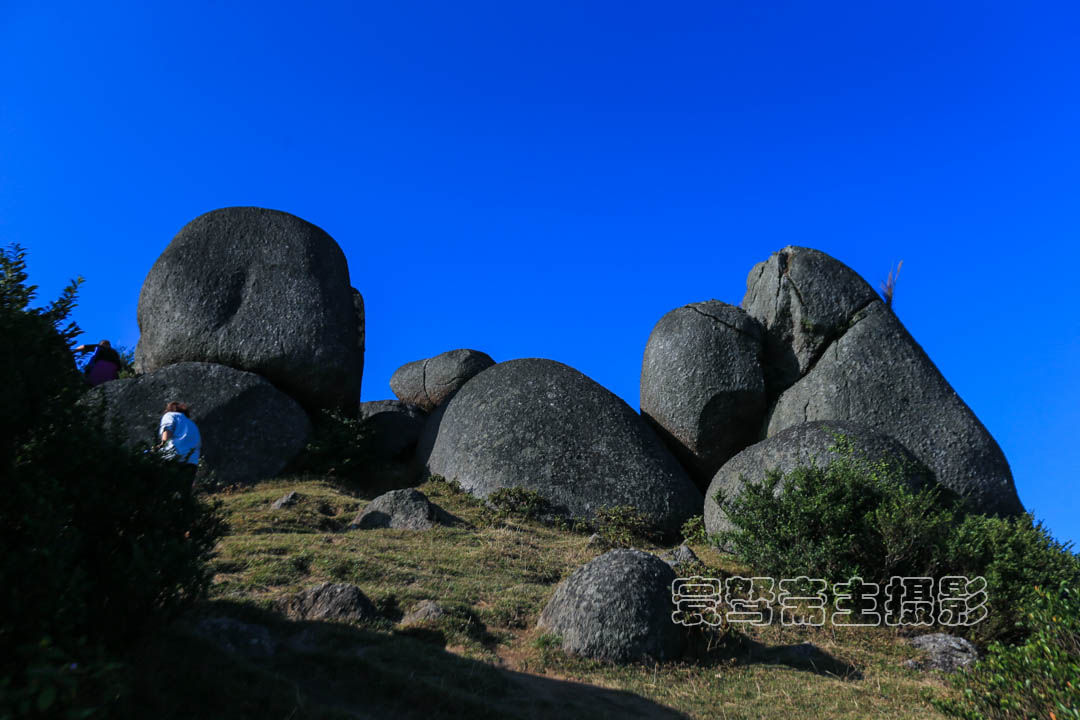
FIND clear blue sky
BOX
[3,2,1077,546]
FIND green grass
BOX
[127,475,961,719]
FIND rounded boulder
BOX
[390,349,495,411]
[135,207,364,412]
[704,421,936,538]
[537,549,684,663]
[640,300,767,489]
[83,361,311,485]
[418,358,701,535]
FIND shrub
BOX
[716,432,1080,644]
[681,514,707,545]
[591,505,658,548]
[937,582,1080,720]
[0,245,225,718]
[290,409,377,481]
[486,487,555,521]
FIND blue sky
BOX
[3,2,1077,546]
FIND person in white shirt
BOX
[156,401,201,484]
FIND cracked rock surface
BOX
[538,549,684,663]
[417,358,701,535]
[743,245,879,395]
[390,349,495,412]
[135,207,365,413]
[704,421,936,539]
[641,300,767,490]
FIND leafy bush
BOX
[591,505,658,547]
[937,582,1080,720]
[290,409,377,480]
[486,487,555,520]
[0,245,225,718]
[681,514,707,545]
[716,434,1080,644]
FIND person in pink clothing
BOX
[74,339,122,385]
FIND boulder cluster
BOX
[90,207,1024,665]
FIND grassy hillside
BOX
[126,475,960,719]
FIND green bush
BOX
[289,409,377,481]
[0,245,225,718]
[937,582,1080,720]
[591,505,658,547]
[716,433,1080,645]
[486,487,555,520]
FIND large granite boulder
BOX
[537,549,684,663]
[418,358,701,535]
[390,349,495,412]
[766,301,1022,516]
[135,207,364,412]
[83,361,310,485]
[704,421,936,538]
[640,301,767,489]
[357,400,426,461]
[743,246,879,394]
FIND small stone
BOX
[271,491,300,510]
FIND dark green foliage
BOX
[486,487,555,520]
[716,434,1080,645]
[591,505,658,547]
[937,582,1080,720]
[0,245,225,718]
[290,409,376,481]
[681,515,707,545]
[945,513,1080,645]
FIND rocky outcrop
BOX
[390,349,495,412]
[641,300,767,488]
[349,489,449,530]
[743,246,1022,516]
[135,207,364,412]
[537,549,684,663]
[283,583,379,623]
[83,361,310,485]
[703,421,936,538]
[418,358,701,535]
[905,633,978,672]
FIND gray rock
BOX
[906,633,978,672]
[135,207,364,412]
[357,400,426,460]
[743,245,879,394]
[194,617,277,657]
[83,361,310,485]
[390,349,495,412]
[660,544,700,570]
[767,300,1022,516]
[641,301,767,488]
[271,491,300,510]
[537,549,684,663]
[418,358,702,536]
[284,582,379,623]
[399,599,445,626]
[349,489,447,530]
[704,421,936,538]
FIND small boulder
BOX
[704,421,935,538]
[271,491,300,510]
[135,207,364,412]
[906,633,978,672]
[349,489,447,530]
[399,600,445,626]
[641,300,767,488]
[83,361,310,485]
[390,349,495,412]
[538,549,684,663]
[357,400,427,460]
[284,582,379,623]
[659,544,700,571]
[194,617,277,657]
[418,358,702,536]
